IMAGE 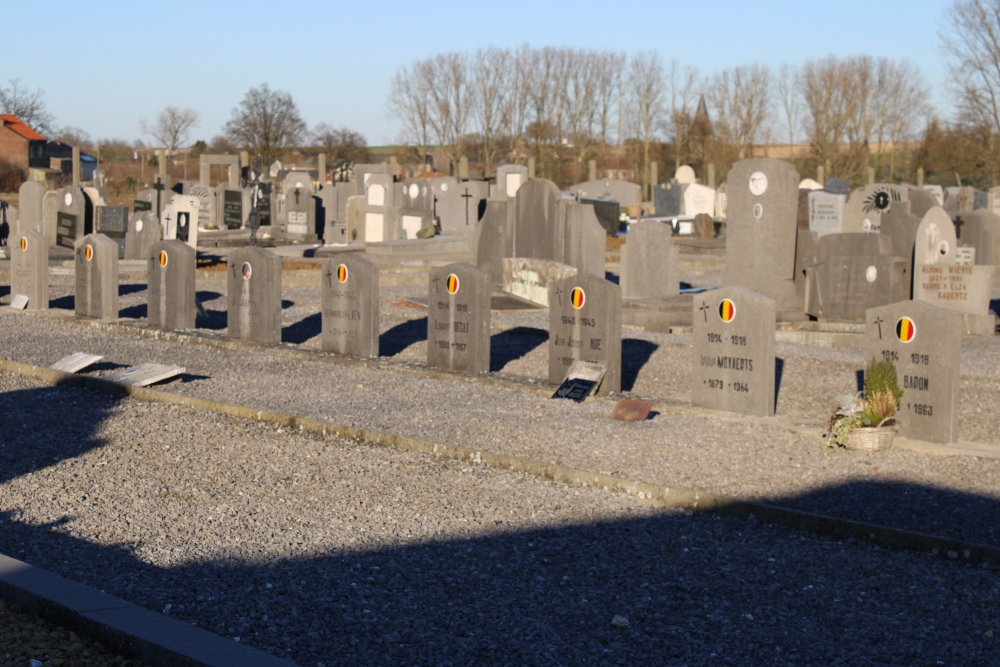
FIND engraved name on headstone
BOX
[321,254,380,357]
[548,273,621,395]
[427,263,491,374]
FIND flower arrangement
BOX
[826,357,902,447]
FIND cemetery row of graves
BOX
[3,153,999,450]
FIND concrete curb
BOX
[0,553,296,667]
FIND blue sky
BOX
[5,0,957,146]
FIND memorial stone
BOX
[56,187,91,249]
[95,206,129,258]
[548,273,621,395]
[123,211,160,261]
[495,164,528,198]
[398,207,432,239]
[653,181,682,216]
[321,254,379,357]
[148,239,196,331]
[473,198,515,287]
[221,188,244,230]
[674,165,696,184]
[865,300,961,443]
[692,287,776,417]
[189,184,215,229]
[41,191,59,247]
[807,190,847,237]
[824,178,851,196]
[18,181,45,237]
[163,194,199,248]
[437,180,481,236]
[427,263,491,375]
[74,233,119,320]
[810,233,909,321]
[912,207,994,318]
[568,179,642,207]
[683,183,716,217]
[562,200,606,279]
[501,258,577,307]
[925,184,946,207]
[10,230,48,310]
[227,246,282,343]
[620,220,679,299]
[283,171,318,240]
[844,184,907,233]
[401,179,435,212]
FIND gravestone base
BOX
[962,312,998,337]
[622,296,694,332]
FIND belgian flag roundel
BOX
[895,317,916,343]
[158,251,168,268]
[19,236,27,252]
[447,274,460,295]
[718,298,736,322]
[571,287,586,309]
[337,264,349,283]
[84,245,93,261]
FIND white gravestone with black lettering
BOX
[865,301,961,444]
[321,254,380,357]
[124,211,161,261]
[227,247,282,343]
[163,194,199,249]
[148,240,196,331]
[11,230,48,311]
[188,184,215,230]
[548,273,621,395]
[692,287,776,417]
[427,263,491,375]
[683,182,716,217]
[74,233,119,320]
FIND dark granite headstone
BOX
[223,189,244,229]
[95,206,129,258]
[654,180,682,216]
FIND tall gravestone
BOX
[17,181,45,238]
[74,234,119,320]
[124,211,161,261]
[437,180,481,236]
[473,198,515,287]
[427,263,491,374]
[227,247,282,343]
[495,164,528,199]
[865,301,961,444]
[11,230,48,310]
[95,206,129,258]
[56,187,91,250]
[548,273,621,395]
[692,287,776,417]
[220,188,244,230]
[723,158,800,310]
[148,240,196,331]
[620,220,679,299]
[654,180,682,216]
[163,194,200,249]
[808,233,909,321]
[283,171,318,241]
[321,254,380,357]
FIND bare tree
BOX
[312,123,369,167]
[0,78,56,135]
[470,47,511,178]
[224,84,306,169]
[775,63,802,147]
[424,52,472,170]
[625,51,666,195]
[705,64,772,167]
[387,62,434,173]
[54,127,92,148]
[940,0,1000,135]
[664,60,701,169]
[140,106,199,157]
[593,51,626,164]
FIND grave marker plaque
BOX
[865,301,961,444]
[321,254,379,357]
[548,273,622,395]
[95,206,129,258]
[74,233,119,320]
[692,287,776,417]
[223,189,243,229]
[148,239,196,331]
[11,230,48,311]
[427,263,491,374]
[226,246,282,343]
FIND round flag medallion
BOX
[896,317,916,343]
[719,298,736,322]
[447,273,460,295]
[19,236,27,252]
[337,264,349,283]
[84,244,93,261]
[571,287,586,309]
[159,250,168,268]
[241,261,252,281]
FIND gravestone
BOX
[356,173,398,242]
[473,198,515,287]
[961,209,1000,275]
[925,184,946,207]
[400,178,435,212]
[221,188,244,230]
[514,178,561,260]
[188,184,215,229]
[316,185,340,241]
[321,254,380,357]
[683,183,716,217]
[162,194,199,249]
[427,263,491,375]
[124,211,160,261]
[227,246,282,343]
[692,287,776,417]
[95,206,129,258]
[798,178,823,190]
[715,182,728,221]
[723,158,800,307]
[907,186,938,219]
[548,273,621,395]
[568,179,642,207]
[620,220,679,299]
[674,165,696,184]
[495,164,528,198]
[437,180,481,236]
[134,189,155,215]
[353,163,395,197]
[824,178,851,196]
[148,239,196,331]
[18,181,45,237]
[581,198,620,236]
[844,184,907,233]
[283,171,318,240]
[501,258,577,307]
[254,182,274,228]
[10,230,48,311]
[398,207,432,239]
[562,200,606,279]
[912,207,994,320]
[56,187,91,249]
[654,181,682,216]
[74,234,119,320]
[808,233,909,321]
[807,190,846,237]
[346,195,366,241]
[694,213,716,239]
[865,301,961,444]
[41,191,59,247]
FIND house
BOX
[31,141,97,181]
[0,114,46,174]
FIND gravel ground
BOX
[1,262,1000,665]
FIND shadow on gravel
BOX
[621,339,659,391]
[490,327,547,372]
[119,284,147,297]
[195,291,227,331]
[774,357,785,411]
[281,299,294,310]
[87,361,130,373]
[0,284,9,301]
[2,380,1000,666]
[119,303,147,319]
[49,294,74,311]
[380,317,427,357]
[283,313,321,345]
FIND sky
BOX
[4,0,959,148]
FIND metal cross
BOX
[152,180,165,221]
[953,215,965,240]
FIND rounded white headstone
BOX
[798,178,823,191]
[295,181,303,188]
[749,172,768,196]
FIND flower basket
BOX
[844,417,897,451]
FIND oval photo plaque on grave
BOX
[242,262,252,281]
[749,171,768,196]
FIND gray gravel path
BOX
[2,269,1000,665]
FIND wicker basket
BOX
[844,417,896,451]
